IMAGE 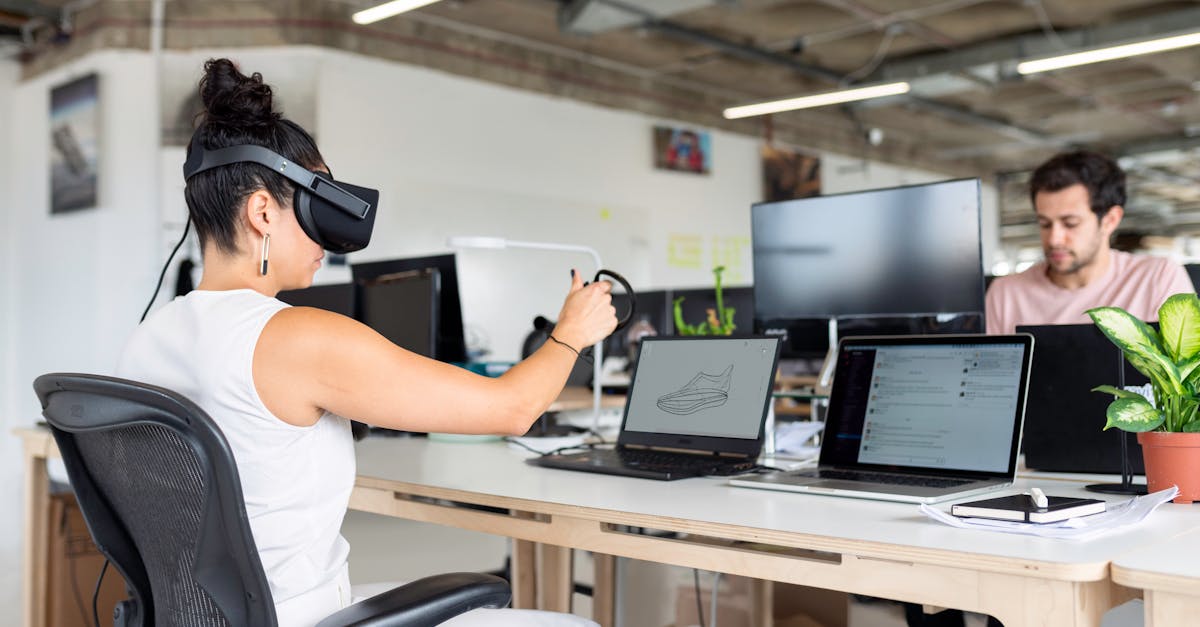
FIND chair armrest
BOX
[315,572,511,627]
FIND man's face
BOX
[1035,183,1119,276]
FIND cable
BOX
[140,220,191,323]
[92,558,109,627]
[1026,0,1068,51]
[693,569,706,627]
[840,24,901,86]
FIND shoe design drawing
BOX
[656,365,734,415]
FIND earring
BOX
[260,233,270,276]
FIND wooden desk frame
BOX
[19,427,1163,627]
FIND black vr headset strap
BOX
[182,142,371,220]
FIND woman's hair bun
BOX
[199,58,280,128]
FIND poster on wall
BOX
[50,73,100,214]
[653,125,711,174]
[761,144,820,202]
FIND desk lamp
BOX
[447,236,606,433]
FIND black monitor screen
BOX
[358,270,438,358]
[277,282,356,317]
[352,254,468,362]
[751,178,984,320]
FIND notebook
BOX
[530,336,782,480]
[1017,323,1148,474]
[730,334,1034,504]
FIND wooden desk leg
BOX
[978,574,1115,627]
[23,448,49,627]
[511,539,537,609]
[537,543,573,612]
[592,554,616,627]
[1144,591,1200,627]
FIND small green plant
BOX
[1089,293,1200,433]
[674,266,736,336]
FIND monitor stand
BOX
[1086,351,1148,495]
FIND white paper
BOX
[774,420,825,457]
[919,486,1180,540]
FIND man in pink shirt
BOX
[986,150,1193,335]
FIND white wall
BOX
[2,51,161,624]
[0,55,20,627]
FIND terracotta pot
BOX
[1138,431,1200,504]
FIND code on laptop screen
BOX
[827,342,1025,473]
[623,337,779,440]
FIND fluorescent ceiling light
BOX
[723,82,911,119]
[1017,31,1200,75]
[352,0,442,25]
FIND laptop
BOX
[530,336,782,480]
[730,334,1034,504]
[1017,324,1147,474]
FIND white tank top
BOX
[116,289,355,625]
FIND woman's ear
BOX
[244,189,277,237]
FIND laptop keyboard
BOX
[815,469,972,489]
[606,448,758,477]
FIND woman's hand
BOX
[552,269,618,351]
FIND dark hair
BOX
[184,58,325,255]
[1028,150,1125,219]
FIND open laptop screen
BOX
[821,335,1032,476]
[622,337,781,447]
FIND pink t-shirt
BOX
[986,250,1194,334]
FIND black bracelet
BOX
[547,334,594,365]
[547,334,581,357]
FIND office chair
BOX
[34,373,512,627]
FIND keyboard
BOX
[531,446,758,480]
[611,448,758,477]
[815,469,971,489]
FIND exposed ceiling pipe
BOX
[20,15,48,48]
[639,16,1052,145]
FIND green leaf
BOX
[1087,306,1164,356]
[1125,350,1184,396]
[1091,385,1145,400]
[1158,293,1200,362]
[1185,419,1200,433]
[1104,397,1165,432]
[1180,355,1200,385]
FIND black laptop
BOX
[530,336,782,480]
[731,334,1034,503]
[1017,323,1148,474]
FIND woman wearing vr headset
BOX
[117,59,614,627]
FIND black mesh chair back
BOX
[34,373,276,627]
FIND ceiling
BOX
[5,0,1200,247]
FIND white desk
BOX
[1112,526,1200,626]
[351,437,1200,627]
[21,426,1200,627]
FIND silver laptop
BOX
[731,334,1033,504]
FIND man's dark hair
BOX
[1029,150,1126,219]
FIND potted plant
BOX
[1089,292,1200,503]
[673,266,736,336]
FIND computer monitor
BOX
[357,270,439,358]
[751,178,985,357]
[276,282,356,317]
[351,254,468,362]
[603,289,671,362]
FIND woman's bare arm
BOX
[253,271,615,434]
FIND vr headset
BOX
[182,138,379,254]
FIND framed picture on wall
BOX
[653,125,711,174]
[762,144,820,202]
[50,73,100,214]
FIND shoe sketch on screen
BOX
[657,365,734,415]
